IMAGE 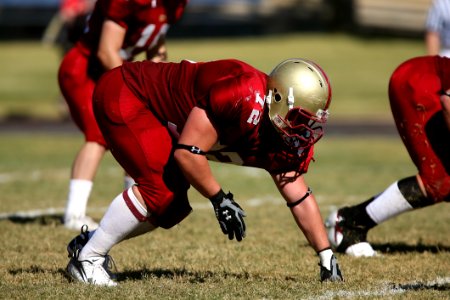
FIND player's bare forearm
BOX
[175,107,221,198]
[174,149,220,198]
[289,196,331,252]
[272,173,331,252]
[174,108,246,241]
[97,20,126,70]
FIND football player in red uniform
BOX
[58,0,188,230]
[65,58,344,285]
[326,56,450,257]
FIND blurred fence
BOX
[354,0,433,34]
[0,0,433,39]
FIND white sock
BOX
[366,181,413,224]
[79,187,155,260]
[318,248,334,270]
[124,175,135,190]
[64,179,93,220]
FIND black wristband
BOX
[209,189,226,204]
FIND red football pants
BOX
[92,67,192,228]
[389,56,450,202]
[58,46,106,146]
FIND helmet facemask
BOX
[266,58,331,156]
[271,106,328,153]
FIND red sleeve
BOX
[207,76,242,122]
[205,73,265,140]
[104,0,133,29]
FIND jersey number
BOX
[121,24,169,59]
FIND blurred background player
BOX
[42,0,96,119]
[425,0,450,57]
[58,0,188,230]
[65,58,343,285]
[326,56,450,257]
[42,0,96,54]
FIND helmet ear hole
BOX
[274,92,282,103]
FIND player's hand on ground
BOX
[209,190,246,241]
[319,255,344,282]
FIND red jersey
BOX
[79,0,187,59]
[121,59,315,174]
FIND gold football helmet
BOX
[266,58,331,152]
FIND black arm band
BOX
[209,189,226,204]
[286,187,312,208]
[174,144,207,155]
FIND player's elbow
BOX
[174,148,190,167]
[96,48,118,70]
[96,48,108,63]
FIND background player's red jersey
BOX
[79,0,188,59]
[121,59,315,174]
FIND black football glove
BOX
[209,190,246,242]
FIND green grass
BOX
[0,33,425,121]
[0,134,448,299]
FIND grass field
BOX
[0,133,449,299]
[0,34,449,298]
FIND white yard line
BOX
[313,277,450,299]
[0,194,360,220]
[0,197,282,219]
